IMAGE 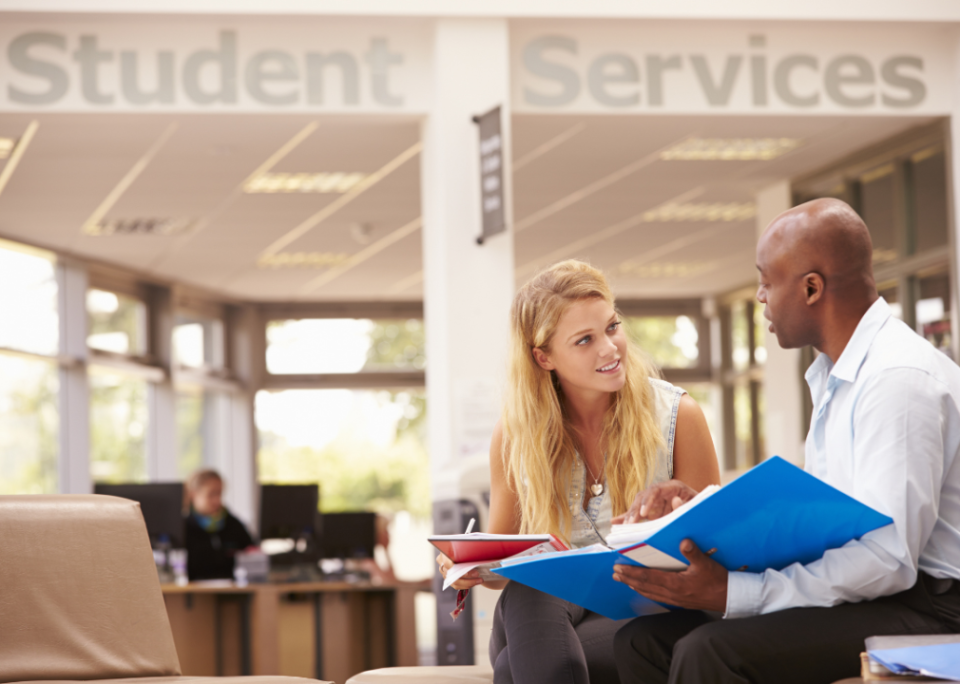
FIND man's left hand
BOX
[613,539,728,613]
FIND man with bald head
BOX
[611,198,960,683]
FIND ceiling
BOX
[0,111,937,302]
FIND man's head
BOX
[756,198,877,350]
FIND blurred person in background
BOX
[184,468,255,581]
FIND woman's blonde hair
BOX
[501,260,664,544]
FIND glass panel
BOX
[87,289,148,356]
[916,270,952,357]
[733,383,753,469]
[266,318,426,374]
[174,315,225,369]
[256,388,432,581]
[623,316,699,368]
[682,383,720,463]
[0,240,58,356]
[89,368,148,483]
[860,167,899,264]
[0,354,59,493]
[911,149,948,254]
[177,386,205,477]
[753,305,767,365]
[731,301,750,372]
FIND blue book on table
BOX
[492,456,893,620]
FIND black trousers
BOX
[490,580,629,684]
[614,573,960,684]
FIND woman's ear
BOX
[532,347,555,371]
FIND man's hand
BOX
[612,539,728,612]
[612,479,699,524]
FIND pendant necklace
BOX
[582,456,605,497]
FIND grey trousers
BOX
[489,580,629,684]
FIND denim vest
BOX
[567,378,685,548]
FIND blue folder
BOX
[492,456,893,620]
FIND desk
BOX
[162,580,426,684]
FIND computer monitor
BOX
[318,512,377,559]
[93,482,185,548]
[259,484,319,540]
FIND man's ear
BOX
[803,273,825,305]
[532,347,555,371]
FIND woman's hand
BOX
[436,552,484,590]
[612,479,699,524]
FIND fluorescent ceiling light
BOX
[643,202,756,222]
[82,217,197,236]
[661,138,801,161]
[258,252,349,269]
[617,261,716,279]
[0,138,15,159]
[244,172,367,194]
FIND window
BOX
[0,355,59,494]
[623,315,700,369]
[177,386,206,477]
[0,239,58,356]
[719,296,764,470]
[87,289,148,356]
[174,314,225,369]
[916,268,952,356]
[89,368,148,483]
[266,318,426,375]
[0,239,60,494]
[910,147,948,254]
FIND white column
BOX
[948,56,960,361]
[421,19,515,504]
[148,286,178,481]
[220,304,263,531]
[57,260,91,494]
[756,181,806,465]
[421,18,515,662]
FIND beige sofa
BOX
[0,495,331,684]
[346,666,492,683]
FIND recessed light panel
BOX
[643,202,756,222]
[258,252,349,269]
[244,172,366,194]
[661,138,801,161]
[82,217,197,236]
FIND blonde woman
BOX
[437,260,720,684]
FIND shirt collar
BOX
[827,297,892,384]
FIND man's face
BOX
[756,229,813,350]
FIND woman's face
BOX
[533,298,627,396]
[193,479,223,516]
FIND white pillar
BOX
[948,52,960,361]
[422,19,514,503]
[756,181,806,465]
[420,18,515,662]
[148,286,178,482]
[221,304,263,531]
[57,260,91,494]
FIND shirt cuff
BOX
[724,571,764,619]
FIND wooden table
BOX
[162,580,427,684]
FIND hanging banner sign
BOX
[474,105,506,244]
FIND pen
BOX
[465,517,476,534]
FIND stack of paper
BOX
[866,635,960,682]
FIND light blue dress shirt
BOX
[726,297,960,619]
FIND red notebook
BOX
[429,533,568,564]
